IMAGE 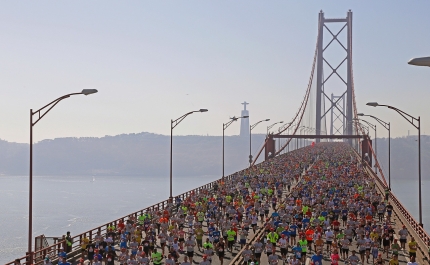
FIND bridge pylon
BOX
[315,10,353,144]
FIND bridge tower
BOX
[329,93,346,140]
[315,10,353,144]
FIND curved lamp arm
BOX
[32,89,98,127]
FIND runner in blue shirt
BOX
[58,248,67,259]
[311,251,323,265]
[290,223,298,245]
[292,243,302,260]
[302,217,310,229]
[281,228,290,240]
[58,257,71,265]
[212,230,221,243]
[208,224,216,237]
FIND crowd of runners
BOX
[42,142,418,265]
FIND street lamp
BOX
[267,121,283,156]
[347,120,369,135]
[354,118,377,174]
[267,121,284,135]
[358,113,391,188]
[28,89,98,262]
[408,56,430,67]
[249,119,270,166]
[277,122,291,154]
[170,109,208,199]
[306,127,315,145]
[299,126,306,148]
[345,119,368,150]
[366,102,423,227]
[223,115,248,177]
[303,127,310,147]
[307,127,315,146]
[354,118,377,153]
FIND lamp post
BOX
[249,119,270,166]
[28,89,98,262]
[307,127,315,145]
[223,115,248,177]
[267,121,283,155]
[306,127,315,146]
[346,120,368,151]
[170,109,208,199]
[358,113,391,188]
[408,56,430,67]
[267,121,284,135]
[299,126,306,148]
[347,120,369,135]
[285,123,293,153]
[303,127,309,147]
[354,118,377,174]
[366,102,422,227]
[277,122,291,154]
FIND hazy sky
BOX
[0,1,429,143]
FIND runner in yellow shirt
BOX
[389,254,399,265]
[408,237,418,258]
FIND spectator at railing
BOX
[58,257,71,265]
[65,231,73,253]
[57,247,67,260]
[43,256,52,265]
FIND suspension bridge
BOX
[6,10,429,265]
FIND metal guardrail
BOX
[366,162,430,261]
[5,174,236,265]
[353,144,430,261]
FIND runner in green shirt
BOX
[302,205,309,214]
[336,230,345,240]
[227,229,236,252]
[267,228,279,245]
[299,236,308,264]
[151,248,163,265]
[203,238,214,249]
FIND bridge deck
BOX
[7,143,429,265]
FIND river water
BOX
[0,176,428,264]
[0,175,217,263]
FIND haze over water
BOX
[0,175,216,263]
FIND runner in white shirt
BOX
[268,253,279,265]
[398,225,408,250]
[138,253,150,265]
[325,227,334,253]
[241,245,253,264]
[181,256,191,265]
[165,255,175,265]
[347,250,360,265]
[289,255,300,265]
[278,234,289,261]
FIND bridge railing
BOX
[364,162,430,261]
[5,174,236,265]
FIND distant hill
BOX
[0,133,428,180]
[0,133,267,177]
[374,135,430,182]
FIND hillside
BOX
[0,133,267,177]
[374,135,430,182]
[0,133,428,180]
